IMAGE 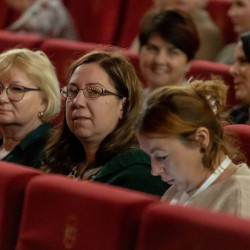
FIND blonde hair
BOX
[0,48,61,122]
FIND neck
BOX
[1,121,42,151]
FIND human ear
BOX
[195,127,210,149]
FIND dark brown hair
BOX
[44,49,143,173]
[139,8,200,61]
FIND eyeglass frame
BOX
[61,83,124,100]
[0,83,41,102]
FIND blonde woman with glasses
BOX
[0,48,61,168]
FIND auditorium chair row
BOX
[0,0,236,48]
[1,160,250,250]
[0,29,239,110]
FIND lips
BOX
[161,177,174,185]
[72,116,90,121]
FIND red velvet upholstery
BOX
[0,161,41,250]
[187,59,238,110]
[0,2,19,29]
[66,0,123,44]
[0,30,44,53]
[16,175,157,250]
[40,38,103,87]
[116,0,153,48]
[224,124,250,166]
[136,202,250,250]
[206,0,236,45]
[0,1,11,29]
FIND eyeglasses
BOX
[61,84,123,100]
[0,84,41,102]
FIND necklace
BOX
[170,156,232,205]
[67,162,101,180]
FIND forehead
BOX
[147,34,178,49]
[138,134,179,153]
[0,65,29,82]
[70,63,114,88]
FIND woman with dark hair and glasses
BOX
[0,48,61,167]
[43,49,168,196]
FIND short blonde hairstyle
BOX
[0,48,61,122]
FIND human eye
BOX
[86,86,103,97]
[146,44,158,53]
[169,47,182,56]
[67,85,79,97]
[154,152,169,162]
[238,57,248,65]
[9,85,25,93]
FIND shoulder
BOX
[108,148,150,166]
[93,149,169,196]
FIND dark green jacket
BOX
[92,149,170,196]
[1,123,52,168]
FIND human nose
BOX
[71,89,87,106]
[0,87,9,101]
[227,5,236,18]
[229,63,238,77]
[154,50,168,64]
[150,160,164,176]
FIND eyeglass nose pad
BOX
[0,88,8,99]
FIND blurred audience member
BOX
[0,48,61,167]
[131,0,222,61]
[227,32,250,124]
[5,0,78,40]
[43,49,168,195]
[135,79,250,219]
[138,8,200,96]
[217,0,250,64]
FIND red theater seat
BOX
[136,203,250,250]
[66,0,123,44]
[206,0,236,45]
[187,60,238,110]
[0,162,41,250]
[40,38,103,87]
[0,30,44,53]
[224,124,250,166]
[16,175,157,250]
[116,0,153,48]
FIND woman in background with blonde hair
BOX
[0,48,61,168]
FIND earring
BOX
[200,147,206,153]
[38,112,44,118]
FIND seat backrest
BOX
[224,124,250,166]
[0,1,19,29]
[186,59,239,110]
[116,0,153,48]
[0,30,44,53]
[136,202,250,250]
[40,38,103,87]
[66,0,124,44]
[16,175,157,250]
[206,0,236,45]
[0,161,41,250]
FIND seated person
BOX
[227,31,250,124]
[5,0,78,40]
[0,48,61,168]
[138,8,200,96]
[131,0,222,61]
[42,49,169,196]
[135,78,250,219]
[216,0,250,64]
